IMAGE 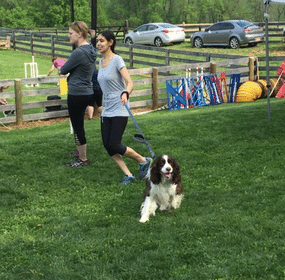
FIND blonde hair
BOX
[70,21,94,39]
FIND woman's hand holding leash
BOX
[121,91,129,104]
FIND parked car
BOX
[191,20,264,49]
[124,23,185,47]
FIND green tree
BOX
[29,0,71,27]
[0,6,36,27]
[0,0,284,29]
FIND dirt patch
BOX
[0,116,70,131]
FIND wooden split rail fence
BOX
[0,57,256,125]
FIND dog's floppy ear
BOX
[143,178,151,197]
[170,157,181,185]
[150,156,162,184]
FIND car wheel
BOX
[125,37,133,44]
[193,37,203,48]
[154,37,163,47]
[229,37,240,49]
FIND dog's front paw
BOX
[172,203,180,209]
[139,216,149,223]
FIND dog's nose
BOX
[166,167,171,172]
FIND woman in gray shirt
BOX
[97,31,152,185]
[61,21,97,167]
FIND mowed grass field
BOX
[1,41,285,279]
[1,98,285,279]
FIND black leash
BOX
[124,103,156,159]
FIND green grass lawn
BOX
[1,98,285,279]
[0,49,52,80]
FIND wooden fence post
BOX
[51,35,55,58]
[210,62,216,74]
[15,79,23,125]
[249,57,255,81]
[129,45,134,68]
[124,20,129,37]
[206,53,210,62]
[152,67,159,110]
[30,33,34,55]
[255,57,260,80]
[165,49,170,66]
[165,49,170,75]
[12,30,16,49]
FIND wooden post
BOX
[152,67,159,110]
[210,62,216,74]
[206,53,210,62]
[51,35,55,58]
[249,57,255,81]
[15,79,23,125]
[255,57,259,80]
[70,0,74,22]
[165,49,170,75]
[30,33,34,55]
[124,20,129,37]
[165,49,170,66]
[91,0,97,47]
[129,45,134,68]
[12,30,16,50]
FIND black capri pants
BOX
[101,116,128,157]
[68,94,94,146]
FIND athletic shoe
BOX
[138,157,152,179]
[66,159,90,167]
[70,150,79,159]
[120,174,135,185]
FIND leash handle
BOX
[124,103,156,159]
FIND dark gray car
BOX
[191,20,264,49]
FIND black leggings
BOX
[101,117,128,157]
[68,94,93,146]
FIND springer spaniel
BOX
[139,155,183,223]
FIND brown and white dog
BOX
[139,155,183,223]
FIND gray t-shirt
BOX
[60,44,96,96]
[98,55,129,117]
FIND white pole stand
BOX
[24,56,40,87]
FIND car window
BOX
[148,25,158,31]
[208,23,223,31]
[136,25,148,32]
[159,23,177,29]
[237,21,253,28]
[220,23,234,30]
